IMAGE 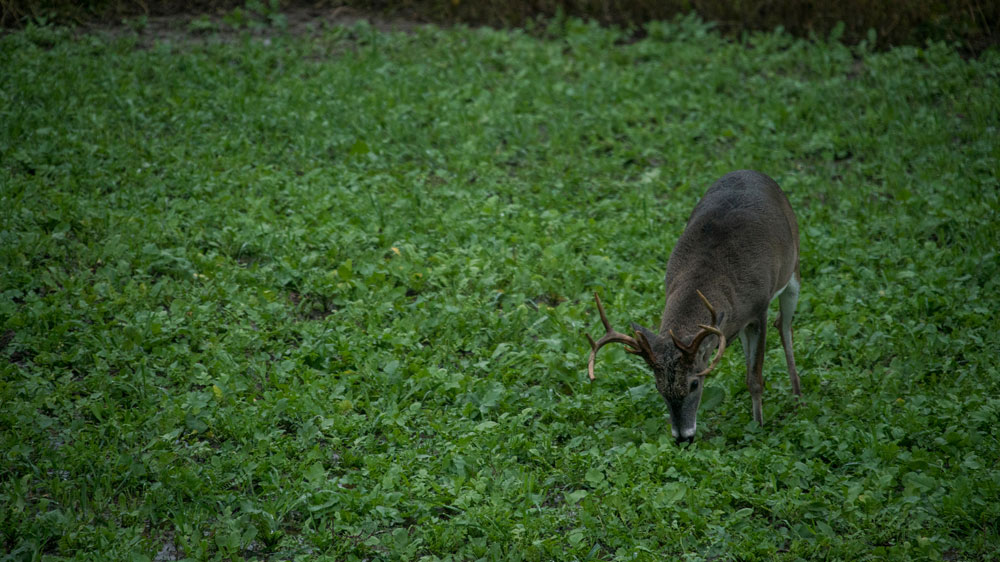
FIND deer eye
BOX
[689,379,699,392]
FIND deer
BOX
[586,170,801,444]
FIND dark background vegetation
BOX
[2,0,998,54]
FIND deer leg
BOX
[739,319,766,426]
[774,275,801,397]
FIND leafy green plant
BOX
[1,15,998,561]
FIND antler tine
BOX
[695,289,717,325]
[692,324,727,377]
[669,329,692,354]
[689,291,726,376]
[586,293,642,381]
[689,290,721,353]
[688,323,721,355]
[593,291,613,333]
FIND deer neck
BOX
[658,289,731,339]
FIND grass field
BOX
[2,15,999,561]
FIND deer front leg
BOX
[739,318,767,426]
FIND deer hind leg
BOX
[774,275,801,397]
[739,317,767,426]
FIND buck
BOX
[586,170,801,444]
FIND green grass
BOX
[1,16,999,561]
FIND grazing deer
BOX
[586,170,801,444]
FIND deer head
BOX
[587,291,725,444]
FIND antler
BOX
[668,290,727,377]
[693,324,726,376]
[586,292,645,381]
[696,289,717,325]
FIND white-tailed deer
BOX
[587,170,801,444]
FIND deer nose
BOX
[676,435,695,446]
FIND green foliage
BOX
[2,17,999,560]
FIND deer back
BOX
[660,170,799,341]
